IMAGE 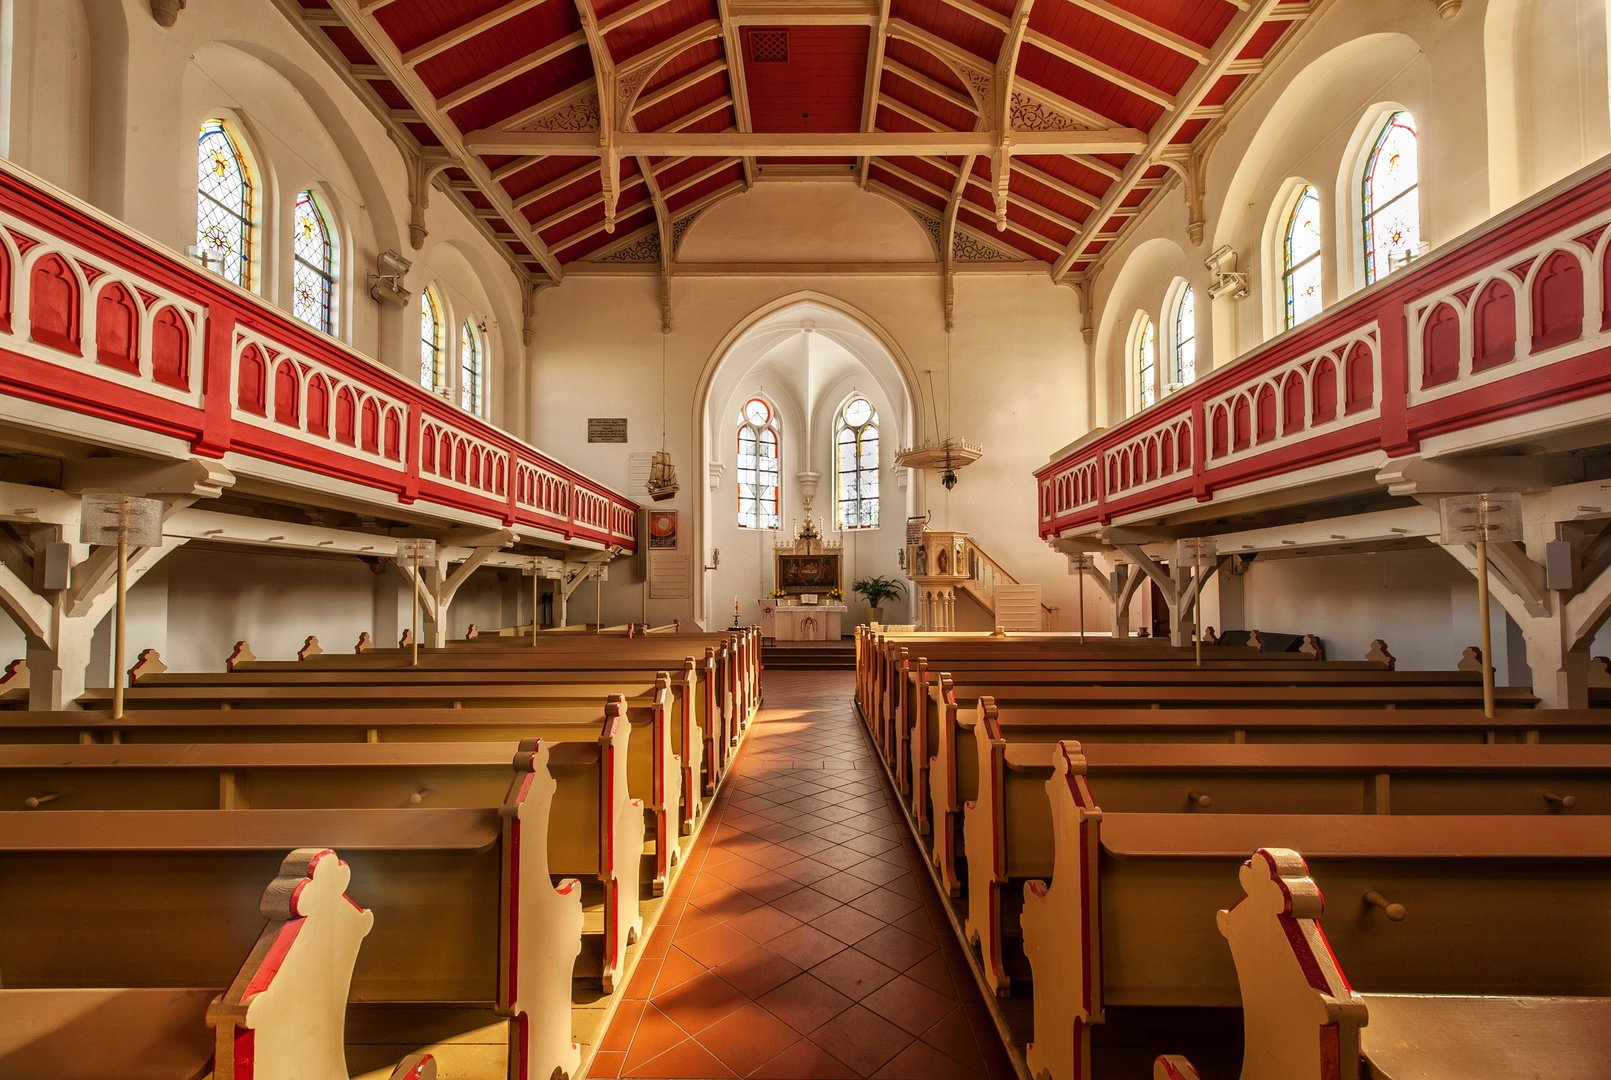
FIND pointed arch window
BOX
[420,288,445,393]
[1173,286,1197,386]
[292,190,335,333]
[1136,316,1157,409]
[460,319,484,415]
[196,119,253,287]
[1363,111,1420,284]
[836,396,879,530]
[1283,184,1323,328]
[737,397,780,529]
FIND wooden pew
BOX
[219,652,717,821]
[1152,847,1611,1080]
[0,740,585,1080]
[923,680,1545,893]
[64,681,683,891]
[1014,748,1611,1080]
[890,659,1494,811]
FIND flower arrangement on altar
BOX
[825,587,845,603]
[769,588,787,600]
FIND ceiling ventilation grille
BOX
[749,30,788,63]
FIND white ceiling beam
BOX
[600,0,679,33]
[856,0,893,188]
[876,93,948,132]
[659,157,743,200]
[716,0,759,189]
[464,128,1148,156]
[727,0,880,24]
[1011,158,1101,209]
[634,60,728,114]
[936,0,1009,31]
[317,0,565,279]
[664,95,735,133]
[884,59,977,115]
[512,161,601,211]
[491,156,543,181]
[497,80,597,132]
[1023,28,1174,109]
[402,0,545,66]
[536,173,650,233]
[1052,0,1294,280]
[1062,0,1208,62]
[439,31,588,111]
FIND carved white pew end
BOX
[387,1053,437,1080]
[0,657,28,690]
[129,648,167,682]
[1153,1055,1201,1080]
[1366,639,1397,669]
[355,632,374,653]
[298,635,323,660]
[207,847,373,1080]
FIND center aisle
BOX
[591,668,1015,1080]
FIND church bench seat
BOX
[0,768,583,1080]
[42,685,684,894]
[1017,764,1611,1080]
[136,660,716,831]
[922,680,1547,893]
[1148,849,1611,1080]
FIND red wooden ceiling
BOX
[296,0,1303,277]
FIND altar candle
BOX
[734,595,739,617]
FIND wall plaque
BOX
[588,418,628,443]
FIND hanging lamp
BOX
[895,327,981,488]
[646,329,680,502]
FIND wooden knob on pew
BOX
[1187,789,1212,808]
[24,792,58,808]
[1544,791,1577,809]
[1363,890,1406,921]
[409,788,430,805]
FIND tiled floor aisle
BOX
[591,669,1016,1080]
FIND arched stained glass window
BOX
[836,396,879,530]
[420,288,445,393]
[1363,111,1420,284]
[460,319,483,415]
[1136,316,1157,409]
[196,119,253,287]
[1283,184,1322,328]
[737,397,780,529]
[1173,286,1196,386]
[292,190,334,333]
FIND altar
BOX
[771,603,847,641]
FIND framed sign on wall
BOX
[647,510,678,550]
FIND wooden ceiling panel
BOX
[448,50,597,131]
[1015,40,1164,132]
[374,0,517,56]
[742,26,870,134]
[604,0,717,66]
[897,0,1002,70]
[883,38,974,104]
[1029,5,1196,97]
[556,204,659,260]
[662,162,744,215]
[868,164,947,216]
[415,4,579,101]
[319,25,377,66]
[883,71,976,132]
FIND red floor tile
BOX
[748,1038,862,1079]
[805,1003,910,1077]
[809,947,900,1000]
[696,1002,800,1075]
[862,975,958,1036]
[625,1038,739,1078]
[714,945,802,999]
[757,973,854,1034]
[654,968,751,1034]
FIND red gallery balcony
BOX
[0,160,639,553]
[1037,158,1611,541]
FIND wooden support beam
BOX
[1022,28,1174,109]
[401,0,545,66]
[512,162,600,210]
[884,59,977,115]
[464,128,1149,156]
[634,60,728,114]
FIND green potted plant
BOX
[852,575,906,625]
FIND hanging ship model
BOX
[646,449,680,502]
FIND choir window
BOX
[196,119,253,287]
[1173,285,1197,387]
[460,320,483,415]
[1363,111,1420,284]
[1283,184,1323,329]
[420,288,446,394]
[737,397,780,529]
[1136,315,1157,410]
[292,190,334,334]
[836,397,879,530]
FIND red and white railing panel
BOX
[1038,159,1611,538]
[0,160,640,551]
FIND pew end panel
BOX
[1213,847,1367,1080]
[1022,741,1104,1080]
[647,674,682,895]
[598,698,645,993]
[927,678,964,895]
[206,847,375,1080]
[500,739,584,1080]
